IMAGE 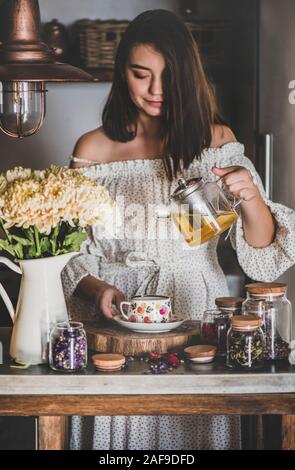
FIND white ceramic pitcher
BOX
[0,252,75,364]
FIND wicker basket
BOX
[74,19,129,69]
[74,18,231,74]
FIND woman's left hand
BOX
[212,166,260,202]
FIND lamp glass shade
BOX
[0,81,46,138]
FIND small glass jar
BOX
[227,315,265,369]
[201,309,231,356]
[49,321,87,371]
[243,283,292,361]
[215,297,244,316]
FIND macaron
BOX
[92,353,126,371]
[184,345,217,363]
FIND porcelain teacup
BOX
[119,295,173,323]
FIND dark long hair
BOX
[102,9,226,179]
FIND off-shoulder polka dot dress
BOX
[62,142,295,450]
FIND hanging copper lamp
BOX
[0,0,94,138]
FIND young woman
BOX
[63,9,295,450]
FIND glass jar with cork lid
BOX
[201,298,244,357]
[227,315,265,369]
[49,321,87,371]
[201,308,231,356]
[215,297,244,316]
[242,283,292,361]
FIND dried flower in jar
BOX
[49,321,87,371]
[227,315,265,370]
[227,329,264,369]
[201,309,230,356]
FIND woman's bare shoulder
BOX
[210,125,237,149]
[71,127,115,168]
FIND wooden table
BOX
[1,328,295,450]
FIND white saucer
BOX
[112,316,185,334]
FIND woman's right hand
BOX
[94,281,125,320]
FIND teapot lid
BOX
[170,177,203,202]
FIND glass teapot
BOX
[170,177,241,247]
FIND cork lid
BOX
[231,315,261,328]
[184,345,217,358]
[215,297,244,308]
[92,353,126,368]
[245,282,287,294]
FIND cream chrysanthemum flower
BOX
[0,175,7,195]
[6,167,32,183]
[0,166,114,234]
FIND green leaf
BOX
[34,225,41,257]
[0,218,10,239]
[0,221,89,259]
[10,235,33,246]
[12,242,23,259]
[54,248,64,256]
[40,237,50,255]
[23,228,35,243]
[49,238,57,255]
[0,239,17,257]
[28,245,37,258]
[63,231,87,248]
[50,223,61,254]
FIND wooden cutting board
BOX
[85,319,200,356]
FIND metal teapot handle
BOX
[0,257,22,323]
[214,178,242,241]
[215,177,243,209]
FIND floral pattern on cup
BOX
[120,296,173,323]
